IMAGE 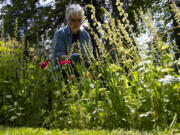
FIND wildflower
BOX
[40,60,50,69]
[69,74,76,80]
[59,60,71,65]
[90,83,95,88]
[87,72,91,78]
[137,60,152,67]
[158,75,179,85]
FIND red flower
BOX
[69,74,76,80]
[59,60,71,65]
[40,61,50,69]
[87,72,91,78]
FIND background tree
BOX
[168,0,180,58]
[0,0,157,40]
[0,0,179,59]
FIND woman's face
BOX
[68,13,82,34]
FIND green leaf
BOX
[54,91,61,96]
[161,44,168,50]
[132,71,138,82]
[1,105,8,112]
[108,64,122,72]
[160,54,173,64]
[6,95,12,99]
[2,81,11,84]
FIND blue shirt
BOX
[50,25,92,59]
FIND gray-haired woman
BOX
[50,4,92,79]
[51,4,92,60]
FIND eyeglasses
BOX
[70,19,82,23]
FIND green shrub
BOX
[0,0,179,131]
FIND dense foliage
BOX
[0,0,156,38]
[2,0,179,50]
[0,126,176,135]
[0,0,180,132]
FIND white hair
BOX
[65,4,84,21]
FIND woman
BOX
[51,4,92,61]
[51,4,92,79]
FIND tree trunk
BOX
[169,0,180,59]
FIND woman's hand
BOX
[56,55,68,61]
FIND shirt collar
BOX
[67,25,71,35]
[67,24,82,36]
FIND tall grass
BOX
[0,0,179,131]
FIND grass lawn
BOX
[0,126,179,135]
